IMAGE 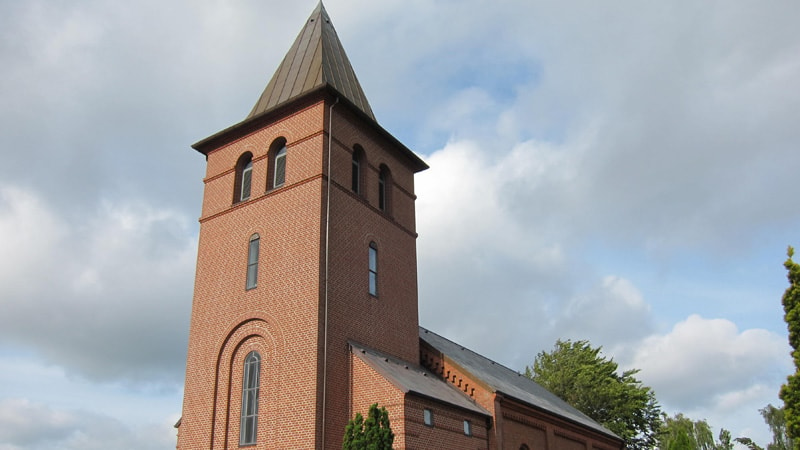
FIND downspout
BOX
[321,96,339,450]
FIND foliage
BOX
[736,437,766,450]
[736,405,794,450]
[525,339,662,450]
[780,247,800,448]
[342,403,394,450]
[718,429,735,450]
[659,413,733,450]
[659,413,715,450]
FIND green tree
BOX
[718,428,735,450]
[659,413,733,450]
[780,246,800,448]
[525,340,662,450]
[659,413,715,450]
[342,403,394,450]
[736,404,794,450]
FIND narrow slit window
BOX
[464,420,472,436]
[423,408,433,427]
[368,242,378,297]
[273,145,287,188]
[246,234,259,290]
[240,351,261,446]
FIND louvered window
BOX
[241,161,253,201]
[273,146,287,188]
[234,153,254,203]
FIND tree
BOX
[659,413,715,450]
[342,403,394,450]
[525,340,662,450]
[659,413,733,450]
[780,246,800,448]
[736,404,794,450]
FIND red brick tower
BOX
[177,3,428,449]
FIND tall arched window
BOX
[368,242,378,297]
[240,351,261,446]
[246,234,259,290]
[378,165,391,212]
[234,152,254,203]
[352,145,365,195]
[267,138,288,190]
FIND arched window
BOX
[378,165,391,212]
[352,145,365,195]
[246,234,259,290]
[368,242,378,297]
[267,138,288,190]
[234,152,254,203]
[240,351,261,446]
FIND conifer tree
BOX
[779,247,800,448]
[342,403,394,450]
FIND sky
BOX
[0,0,798,448]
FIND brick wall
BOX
[179,100,327,449]
[179,93,427,449]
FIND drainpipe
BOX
[321,96,339,450]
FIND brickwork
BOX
[179,99,328,449]
[179,88,428,450]
[420,341,622,450]
[349,352,407,448]
[319,100,425,449]
[404,396,489,450]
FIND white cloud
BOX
[0,184,196,384]
[624,315,790,411]
[0,398,177,450]
[0,187,65,296]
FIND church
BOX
[176,3,624,449]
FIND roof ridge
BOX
[419,326,527,377]
[348,340,424,371]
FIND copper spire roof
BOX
[247,2,375,120]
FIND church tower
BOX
[177,3,428,449]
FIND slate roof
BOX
[350,342,491,417]
[419,327,619,439]
[248,2,375,120]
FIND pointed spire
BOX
[248,2,375,120]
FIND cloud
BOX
[0,398,177,450]
[0,184,196,384]
[416,139,654,367]
[623,315,790,411]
